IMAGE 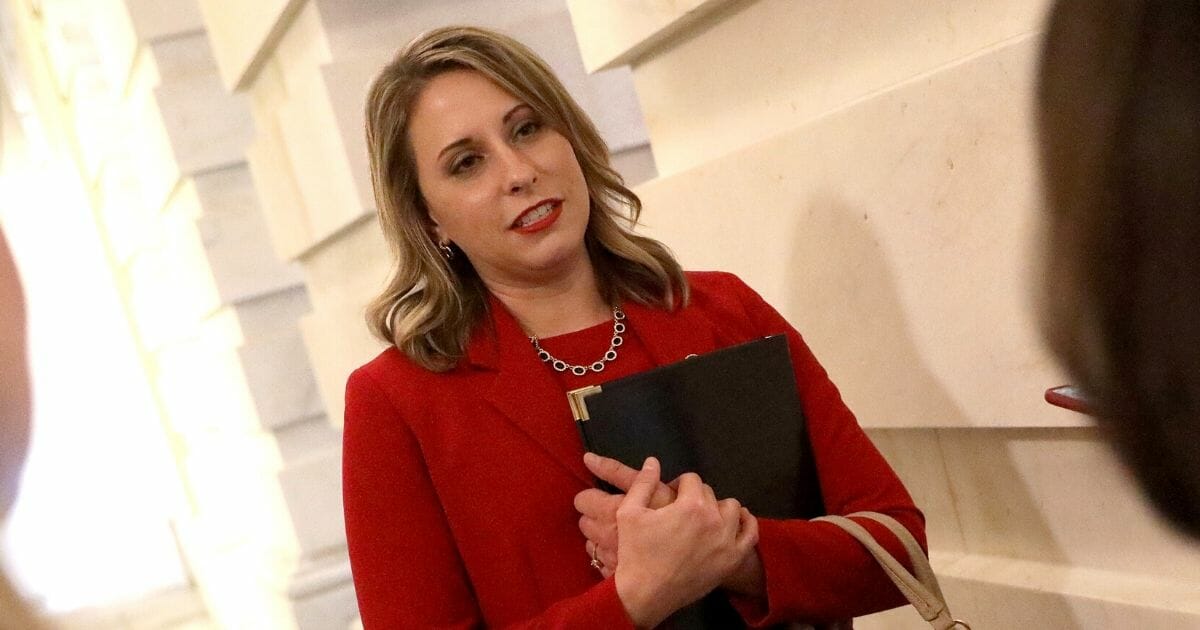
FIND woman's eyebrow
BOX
[438,138,472,161]
[437,104,532,161]
[503,103,531,124]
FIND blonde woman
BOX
[344,26,924,628]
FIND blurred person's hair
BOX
[362,26,687,372]
[1037,0,1200,536]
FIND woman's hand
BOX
[608,457,759,628]
[575,453,676,576]
[575,453,764,600]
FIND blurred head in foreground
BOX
[1037,0,1200,537]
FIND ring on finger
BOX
[589,541,604,570]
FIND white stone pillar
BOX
[4,0,353,626]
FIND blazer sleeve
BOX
[343,368,636,630]
[721,275,927,626]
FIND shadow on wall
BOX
[782,191,965,427]
[783,192,1077,628]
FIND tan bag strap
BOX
[812,512,970,630]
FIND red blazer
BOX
[343,271,924,628]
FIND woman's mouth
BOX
[511,200,562,233]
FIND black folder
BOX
[566,335,825,629]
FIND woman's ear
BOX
[424,212,447,245]
[429,225,448,247]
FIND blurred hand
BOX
[609,457,758,627]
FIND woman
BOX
[344,26,925,628]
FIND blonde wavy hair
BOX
[364,26,687,371]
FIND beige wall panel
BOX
[275,72,366,246]
[859,566,1200,629]
[239,324,326,429]
[198,0,307,89]
[181,435,296,549]
[147,33,222,83]
[298,218,391,427]
[246,122,316,260]
[273,1,334,96]
[611,144,658,187]
[70,95,124,185]
[91,0,140,95]
[938,428,1200,581]
[289,574,360,630]
[634,36,1074,428]
[320,58,385,213]
[866,428,966,553]
[154,76,254,174]
[276,449,345,554]
[631,0,1050,175]
[122,0,205,42]
[869,427,1200,624]
[125,214,223,351]
[191,166,304,303]
[94,154,156,264]
[177,526,300,630]
[122,83,183,208]
[566,0,735,72]
[152,308,256,436]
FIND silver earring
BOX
[438,242,455,260]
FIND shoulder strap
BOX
[812,512,970,630]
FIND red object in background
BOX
[1045,385,1092,414]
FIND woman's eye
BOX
[451,154,481,174]
[514,120,541,139]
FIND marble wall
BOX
[570,0,1200,627]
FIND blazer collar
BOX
[620,297,722,366]
[461,292,724,485]
[465,295,592,484]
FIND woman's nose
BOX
[498,147,538,193]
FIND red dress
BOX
[343,271,924,628]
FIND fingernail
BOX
[584,452,597,466]
[644,456,658,468]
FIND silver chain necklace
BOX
[529,307,626,376]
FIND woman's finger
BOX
[578,515,617,547]
[622,457,661,509]
[584,453,676,508]
[673,472,704,499]
[574,487,621,517]
[718,498,742,537]
[583,452,640,490]
[736,507,759,549]
[597,544,618,570]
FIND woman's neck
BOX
[484,259,612,338]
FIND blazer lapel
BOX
[467,298,593,486]
[622,298,723,367]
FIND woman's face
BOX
[408,69,592,289]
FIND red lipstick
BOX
[511,199,562,234]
